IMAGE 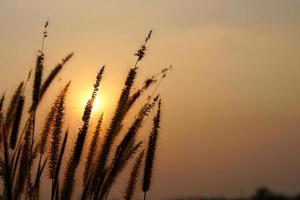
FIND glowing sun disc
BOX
[81,94,103,113]
[93,96,101,111]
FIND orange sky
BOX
[1,0,300,199]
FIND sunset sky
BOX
[1,0,300,199]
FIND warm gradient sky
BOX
[1,0,300,199]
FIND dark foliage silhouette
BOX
[0,22,170,200]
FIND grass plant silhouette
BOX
[0,22,169,200]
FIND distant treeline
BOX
[171,187,300,200]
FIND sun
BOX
[81,93,103,114]
[93,95,101,111]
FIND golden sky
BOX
[1,0,300,199]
